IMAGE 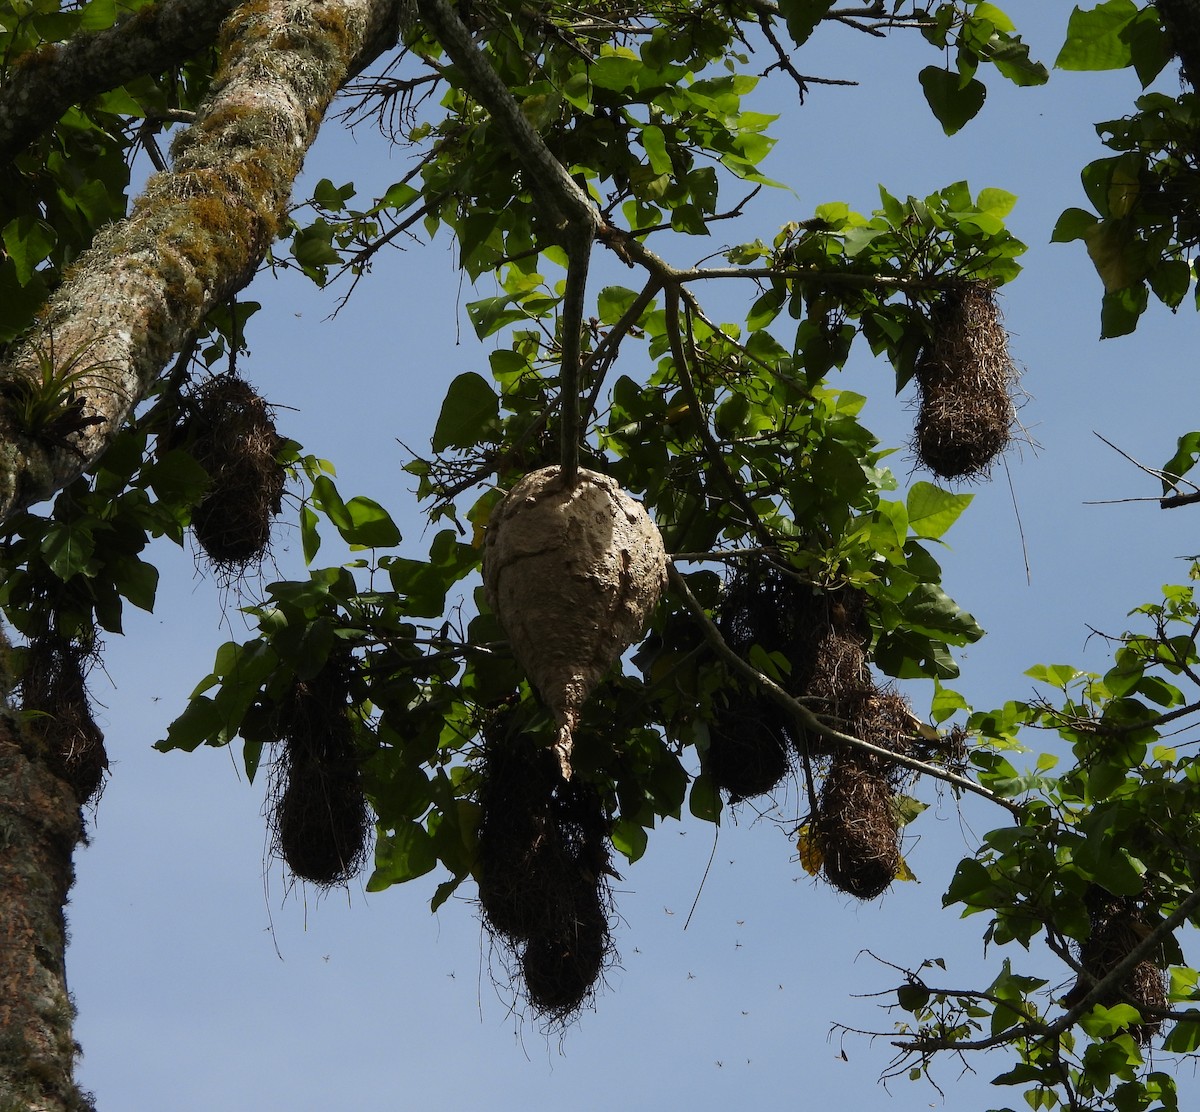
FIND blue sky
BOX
[64,6,1200,1109]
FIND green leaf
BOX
[1100,283,1149,338]
[431,371,499,452]
[1164,1017,1200,1053]
[300,505,321,564]
[689,773,722,822]
[897,983,931,1013]
[597,285,640,326]
[78,0,116,32]
[367,821,438,890]
[907,482,973,540]
[341,497,401,549]
[157,695,225,752]
[111,556,159,613]
[311,474,353,531]
[1055,1,1138,71]
[775,0,834,48]
[612,817,649,862]
[1052,206,1099,243]
[918,67,987,135]
[2,216,55,285]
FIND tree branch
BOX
[0,0,238,162]
[894,886,1200,1054]
[0,0,406,527]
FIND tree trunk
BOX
[0,706,89,1112]
[0,0,403,528]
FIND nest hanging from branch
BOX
[812,688,915,900]
[18,633,107,805]
[482,466,667,779]
[172,374,286,572]
[1064,886,1168,1044]
[268,657,371,888]
[913,281,1017,480]
[473,724,616,1023]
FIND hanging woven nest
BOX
[268,658,371,888]
[811,687,916,900]
[482,466,667,779]
[913,281,1017,480]
[705,688,792,802]
[472,721,616,1023]
[173,374,286,571]
[18,633,107,806]
[1064,886,1167,1044]
[814,749,901,900]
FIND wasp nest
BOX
[482,466,667,778]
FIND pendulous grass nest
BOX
[707,565,872,790]
[268,657,371,888]
[474,724,615,1022]
[813,688,915,900]
[913,281,1017,480]
[18,633,107,805]
[173,374,285,572]
[1064,886,1168,1044]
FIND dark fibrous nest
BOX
[843,687,916,785]
[269,660,371,888]
[814,749,900,900]
[715,566,870,767]
[18,634,107,805]
[913,281,1016,480]
[706,691,791,801]
[1067,886,1167,1044]
[474,727,615,1022]
[176,374,285,571]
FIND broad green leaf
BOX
[918,67,987,135]
[2,216,55,285]
[597,285,640,326]
[907,482,973,540]
[157,696,225,752]
[775,0,834,48]
[1055,1,1138,71]
[612,817,649,862]
[341,497,401,549]
[367,821,438,890]
[1051,206,1099,243]
[431,372,498,452]
[1083,220,1146,292]
[111,556,159,613]
[311,474,353,531]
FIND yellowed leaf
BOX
[796,826,823,876]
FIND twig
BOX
[894,886,1200,1053]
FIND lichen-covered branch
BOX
[0,0,239,163]
[0,0,405,527]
